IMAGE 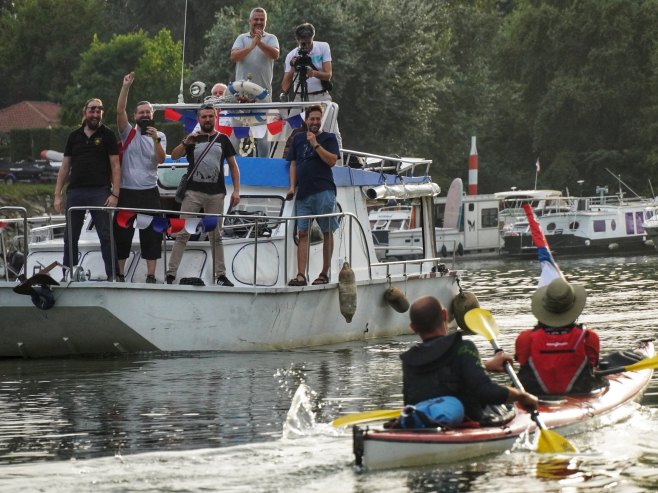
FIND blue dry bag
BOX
[400,396,465,429]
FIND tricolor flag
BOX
[522,203,562,287]
[164,108,198,133]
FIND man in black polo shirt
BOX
[54,98,121,280]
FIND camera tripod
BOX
[293,65,309,102]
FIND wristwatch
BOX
[314,144,321,150]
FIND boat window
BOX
[636,212,645,234]
[546,222,556,232]
[593,220,606,233]
[434,204,446,227]
[569,222,579,231]
[389,219,405,230]
[230,195,284,218]
[481,208,498,229]
[625,212,637,234]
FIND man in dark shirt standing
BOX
[286,105,339,286]
[166,103,241,286]
[402,296,537,424]
[54,98,121,280]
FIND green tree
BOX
[0,0,110,107]
[59,29,183,126]
[103,0,242,66]
[495,0,658,193]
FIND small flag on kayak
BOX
[536,158,541,173]
[522,203,562,286]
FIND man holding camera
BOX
[166,103,241,287]
[114,71,166,283]
[230,7,279,99]
[281,23,333,102]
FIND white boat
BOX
[369,181,562,261]
[0,99,463,358]
[501,187,658,256]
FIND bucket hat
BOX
[531,278,586,327]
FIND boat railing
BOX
[341,149,432,178]
[4,202,449,285]
[53,205,443,286]
[0,207,29,282]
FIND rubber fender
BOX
[452,291,480,335]
[384,287,410,313]
[338,262,357,323]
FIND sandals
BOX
[288,273,307,286]
[312,273,330,285]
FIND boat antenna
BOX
[605,168,641,199]
[177,0,189,104]
[649,179,655,199]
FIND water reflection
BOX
[0,255,657,492]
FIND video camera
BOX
[293,46,313,73]
[137,118,154,135]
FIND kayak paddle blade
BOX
[595,354,658,376]
[464,308,500,341]
[331,409,401,427]
[537,429,577,454]
[624,354,658,372]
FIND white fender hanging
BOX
[228,80,269,101]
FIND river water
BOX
[1,254,657,492]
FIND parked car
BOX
[0,159,58,184]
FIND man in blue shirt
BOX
[286,105,339,286]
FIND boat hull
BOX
[502,231,655,257]
[0,273,458,357]
[355,341,654,470]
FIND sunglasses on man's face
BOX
[87,106,104,112]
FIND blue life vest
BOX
[399,396,465,429]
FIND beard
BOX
[85,116,101,130]
[200,121,215,133]
[309,123,321,133]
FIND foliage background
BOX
[0,0,656,195]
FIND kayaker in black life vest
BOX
[515,277,605,396]
[400,296,538,426]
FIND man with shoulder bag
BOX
[166,103,241,287]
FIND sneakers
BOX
[145,275,157,284]
[166,275,175,285]
[216,274,234,287]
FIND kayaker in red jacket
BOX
[401,296,538,425]
[515,277,604,395]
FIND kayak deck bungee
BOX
[354,340,654,470]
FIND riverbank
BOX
[0,184,55,216]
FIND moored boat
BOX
[352,340,654,470]
[502,187,658,257]
[0,98,463,358]
[369,182,562,261]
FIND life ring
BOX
[228,80,269,101]
[239,137,256,157]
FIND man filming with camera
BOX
[281,23,333,102]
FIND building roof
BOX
[0,101,61,133]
